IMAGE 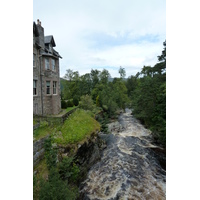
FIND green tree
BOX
[39,168,77,200]
[64,69,74,82]
[118,66,126,79]
[79,95,95,111]
[91,69,100,89]
[99,69,111,84]
[130,41,166,146]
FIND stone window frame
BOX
[33,80,37,96]
[46,81,51,95]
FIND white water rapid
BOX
[80,109,166,200]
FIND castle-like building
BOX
[33,19,62,115]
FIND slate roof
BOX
[44,35,56,47]
[33,22,39,37]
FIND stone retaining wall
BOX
[33,135,49,167]
[33,108,77,167]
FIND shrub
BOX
[44,136,57,170]
[58,157,80,183]
[61,99,67,109]
[66,100,74,107]
[73,96,79,106]
[39,168,77,200]
[79,95,95,111]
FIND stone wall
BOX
[33,109,77,167]
[33,135,49,167]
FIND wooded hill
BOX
[60,41,166,146]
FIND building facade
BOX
[33,19,62,115]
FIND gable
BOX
[44,35,56,47]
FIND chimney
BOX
[36,19,44,48]
[37,19,42,26]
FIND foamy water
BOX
[80,109,166,200]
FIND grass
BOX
[33,121,60,141]
[54,109,100,145]
[33,108,100,145]
[66,106,77,112]
[34,159,49,180]
[33,119,38,125]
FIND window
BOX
[33,80,37,95]
[33,54,36,67]
[45,58,50,70]
[53,81,57,94]
[52,59,56,71]
[49,44,52,53]
[46,81,50,94]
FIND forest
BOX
[60,41,166,147]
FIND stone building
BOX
[33,19,62,115]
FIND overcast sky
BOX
[33,0,166,78]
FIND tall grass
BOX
[55,109,100,145]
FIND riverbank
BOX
[33,108,105,199]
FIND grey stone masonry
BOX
[33,19,62,116]
[33,135,49,167]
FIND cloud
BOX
[33,0,166,77]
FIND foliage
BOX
[55,109,100,145]
[59,40,166,146]
[96,112,109,133]
[61,99,67,109]
[79,95,95,111]
[33,121,52,140]
[58,157,80,183]
[38,168,78,200]
[118,66,126,79]
[65,106,77,113]
[35,137,79,200]
[44,136,57,170]
[129,41,166,146]
[66,100,74,107]
[73,96,79,106]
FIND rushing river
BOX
[80,109,166,200]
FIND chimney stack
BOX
[37,19,41,26]
[36,19,44,48]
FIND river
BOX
[80,109,166,200]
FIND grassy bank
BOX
[54,109,100,145]
[33,108,100,144]
[33,109,100,199]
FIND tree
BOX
[118,66,126,79]
[99,69,111,84]
[79,95,95,111]
[64,69,74,81]
[91,69,100,89]
[130,41,166,146]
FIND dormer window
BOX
[49,44,52,53]
[45,58,50,70]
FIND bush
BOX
[73,96,79,106]
[58,157,80,183]
[66,100,74,107]
[39,168,77,200]
[61,99,67,109]
[79,95,95,111]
